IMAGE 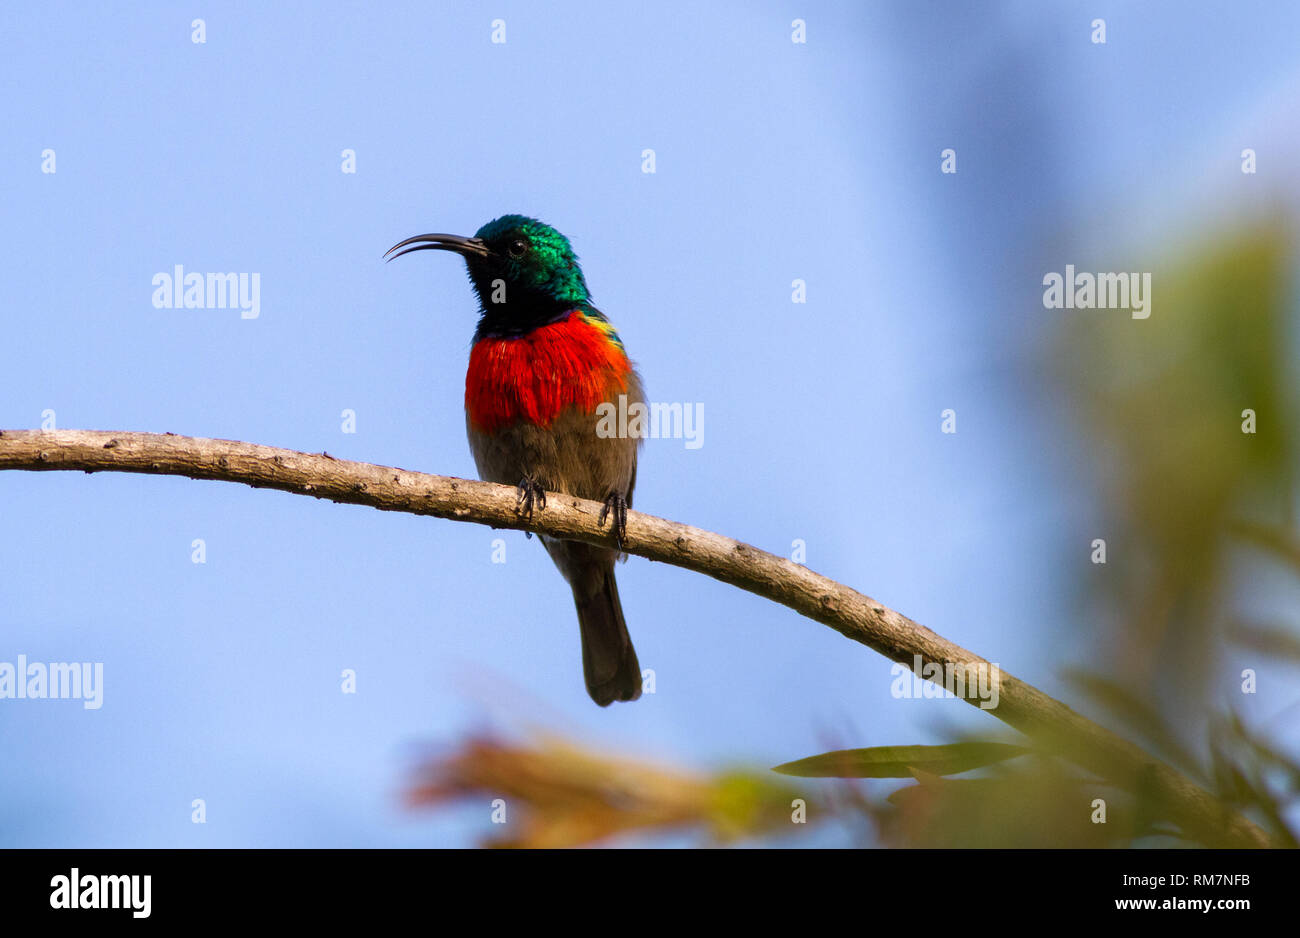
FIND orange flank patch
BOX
[465,312,631,433]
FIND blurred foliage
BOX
[773,742,1028,778]
[411,223,1300,848]
[1059,223,1293,684]
[877,762,1160,848]
[1050,220,1300,847]
[408,731,1206,847]
[407,734,809,847]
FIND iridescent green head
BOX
[385,215,592,337]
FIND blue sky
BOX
[2,1,1298,846]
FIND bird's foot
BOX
[599,492,629,549]
[515,475,547,538]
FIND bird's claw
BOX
[599,492,629,549]
[516,476,547,537]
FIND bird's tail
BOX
[573,567,641,706]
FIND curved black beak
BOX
[384,233,491,263]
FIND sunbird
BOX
[386,216,643,705]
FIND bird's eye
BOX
[508,238,528,257]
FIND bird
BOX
[385,215,644,706]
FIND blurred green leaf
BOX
[881,766,1153,847]
[772,742,1028,778]
[1063,669,1205,777]
[1227,521,1300,574]
[1208,714,1300,846]
[1227,617,1300,664]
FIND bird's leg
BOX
[599,491,629,549]
[515,474,547,538]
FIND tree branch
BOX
[0,429,1273,847]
